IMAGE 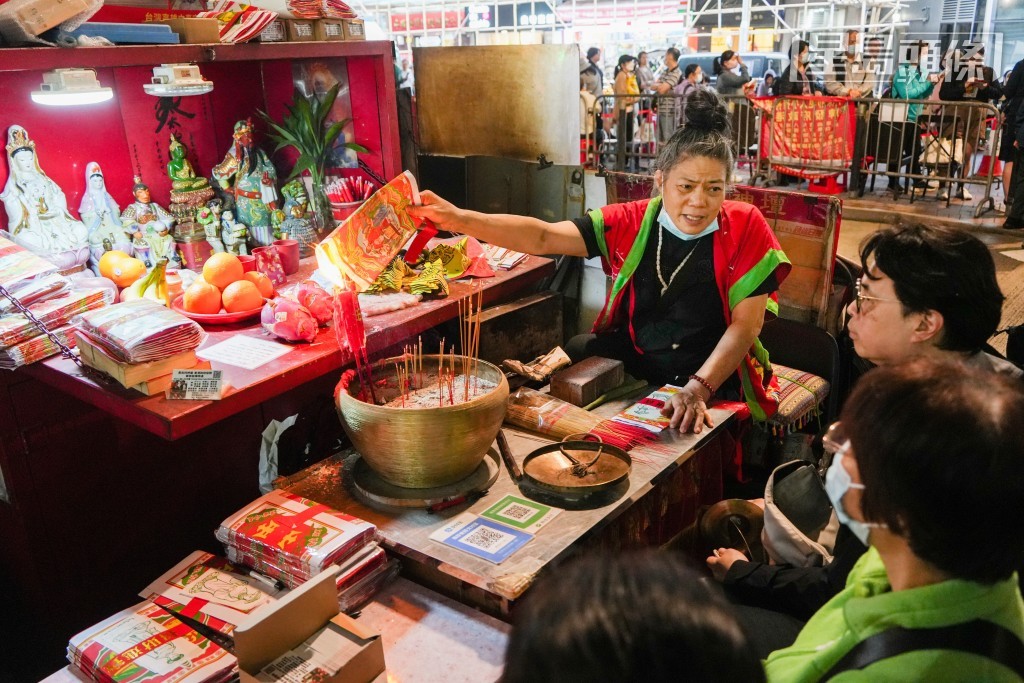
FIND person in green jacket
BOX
[887,41,945,192]
[764,359,1024,682]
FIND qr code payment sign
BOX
[461,525,517,553]
[501,504,534,521]
[481,495,557,531]
[439,517,534,563]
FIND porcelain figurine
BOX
[279,179,317,258]
[78,162,133,276]
[220,210,248,256]
[121,176,180,269]
[195,204,224,253]
[212,119,278,250]
[1,125,90,272]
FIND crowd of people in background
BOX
[580,34,1022,224]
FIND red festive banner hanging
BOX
[760,96,856,179]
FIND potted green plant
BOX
[260,83,367,236]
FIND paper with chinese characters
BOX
[315,170,422,291]
[67,600,237,683]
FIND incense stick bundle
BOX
[505,387,659,452]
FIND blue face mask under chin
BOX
[824,449,884,546]
[657,207,719,241]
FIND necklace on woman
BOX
[655,224,698,296]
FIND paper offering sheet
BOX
[315,171,423,291]
[140,551,284,634]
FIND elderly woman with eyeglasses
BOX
[707,222,1021,657]
[763,359,1024,682]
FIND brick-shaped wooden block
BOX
[549,356,625,407]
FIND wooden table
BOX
[42,576,511,683]
[0,256,552,681]
[281,396,736,617]
[20,256,553,441]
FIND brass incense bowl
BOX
[335,354,509,489]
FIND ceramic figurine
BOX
[195,204,224,253]
[166,134,215,236]
[220,210,248,256]
[212,119,278,250]
[1,125,90,272]
[78,162,132,276]
[279,179,317,258]
[121,176,180,269]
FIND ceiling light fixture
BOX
[30,69,113,106]
[144,63,214,96]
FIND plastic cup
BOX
[331,201,363,223]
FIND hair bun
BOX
[683,88,731,135]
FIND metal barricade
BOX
[582,93,763,183]
[848,96,999,217]
[752,96,997,213]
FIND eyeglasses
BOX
[854,278,901,314]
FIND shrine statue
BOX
[166,134,214,235]
[220,210,248,256]
[121,177,180,269]
[79,162,132,276]
[279,179,317,258]
[212,119,278,250]
[195,204,224,253]
[1,125,90,272]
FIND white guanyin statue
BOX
[79,162,133,276]
[1,125,90,272]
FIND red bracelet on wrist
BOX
[688,374,715,397]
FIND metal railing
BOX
[848,96,1000,217]
[581,93,761,182]
[583,93,1001,218]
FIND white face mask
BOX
[800,54,811,65]
[824,448,885,546]
[657,208,719,241]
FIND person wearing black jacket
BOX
[773,41,820,96]
[1004,93,1024,230]
[937,48,1004,200]
[1000,58,1024,217]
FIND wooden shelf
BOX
[0,39,393,72]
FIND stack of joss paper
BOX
[320,0,357,18]
[216,491,389,607]
[0,236,114,369]
[139,551,285,637]
[67,601,237,683]
[73,300,204,364]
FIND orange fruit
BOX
[202,253,245,290]
[183,280,222,315]
[222,280,263,313]
[242,271,274,298]
[98,250,131,280]
[108,256,147,289]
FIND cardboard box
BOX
[342,18,365,41]
[284,18,316,42]
[1,0,92,36]
[149,18,220,44]
[235,567,385,683]
[259,17,287,42]
[315,18,345,41]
